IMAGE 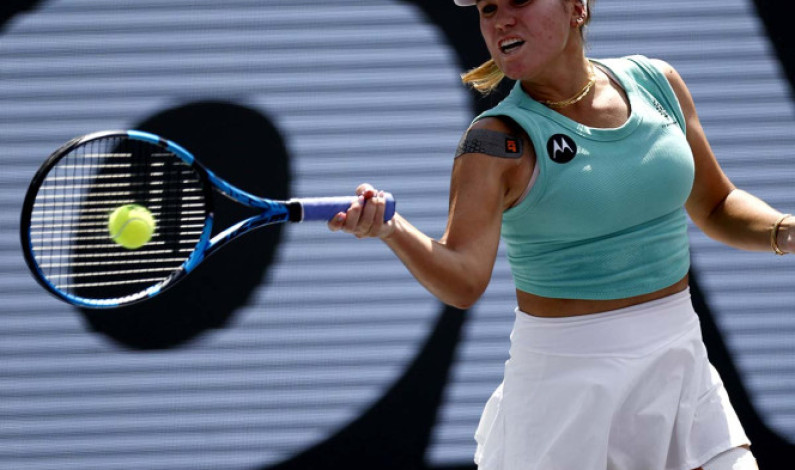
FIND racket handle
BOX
[295,193,395,222]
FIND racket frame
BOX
[21,130,271,308]
[21,130,392,309]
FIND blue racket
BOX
[20,130,395,308]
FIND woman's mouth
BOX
[499,38,525,55]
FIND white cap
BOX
[456,0,587,7]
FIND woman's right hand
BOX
[328,183,396,240]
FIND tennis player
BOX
[329,0,792,468]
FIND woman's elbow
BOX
[442,280,489,310]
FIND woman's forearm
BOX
[381,214,495,309]
[701,188,792,254]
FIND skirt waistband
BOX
[511,288,700,357]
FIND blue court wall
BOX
[1,1,793,468]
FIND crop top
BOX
[476,55,695,299]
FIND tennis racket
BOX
[20,130,395,309]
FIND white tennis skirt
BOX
[474,288,749,470]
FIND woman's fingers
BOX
[328,184,391,239]
[343,195,365,234]
[356,183,376,197]
[327,211,346,232]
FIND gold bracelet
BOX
[771,213,792,256]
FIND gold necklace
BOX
[538,65,596,108]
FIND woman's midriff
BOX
[516,275,690,318]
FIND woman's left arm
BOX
[653,59,794,254]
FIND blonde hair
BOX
[461,0,593,95]
[461,59,505,94]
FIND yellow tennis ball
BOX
[108,204,156,249]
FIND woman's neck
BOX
[520,55,594,106]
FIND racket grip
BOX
[296,193,395,222]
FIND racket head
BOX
[20,130,215,308]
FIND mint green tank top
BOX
[478,55,695,300]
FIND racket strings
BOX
[28,136,209,300]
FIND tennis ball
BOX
[108,204,156,249]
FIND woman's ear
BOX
[571,0,588,27]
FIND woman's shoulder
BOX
[469,115,518,133]
[595,55,680,79]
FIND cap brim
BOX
[454,0,477,6]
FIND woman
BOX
[329,0,792,468]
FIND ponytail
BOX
[460,58,505,95]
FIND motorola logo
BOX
[546,134,577,164]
